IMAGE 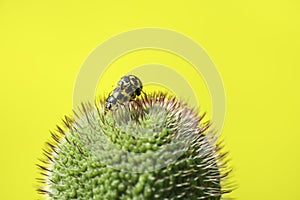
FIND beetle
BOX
[105,75,143,110]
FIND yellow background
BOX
[1,1,299,199]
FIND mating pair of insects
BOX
[105,75,144,110]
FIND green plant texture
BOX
[38,93,231,200]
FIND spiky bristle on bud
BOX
[38,92,232,200]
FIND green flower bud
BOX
[38,93,232,199]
